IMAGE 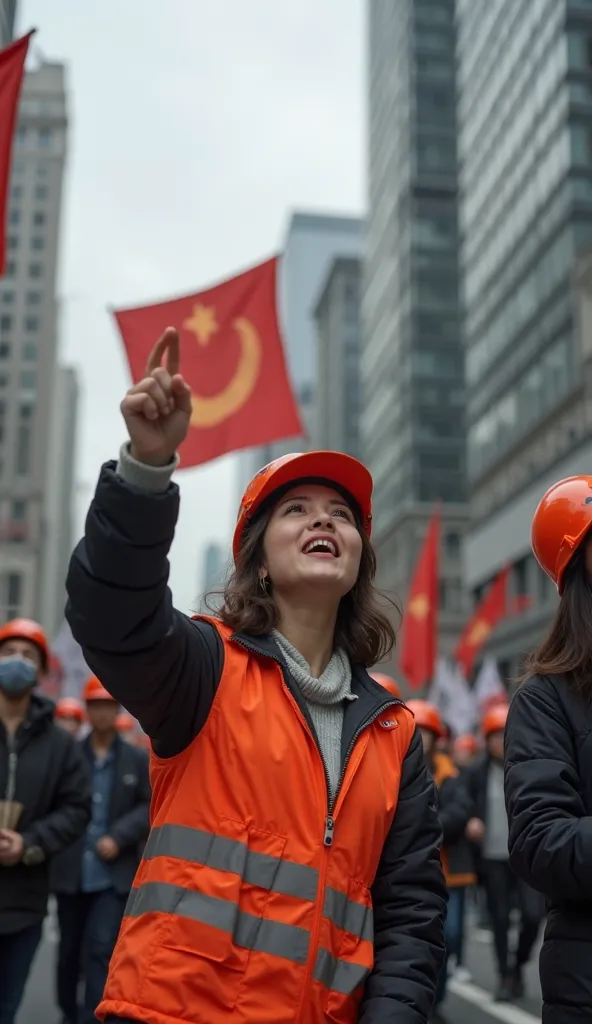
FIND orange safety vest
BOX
[98,619,416,1024]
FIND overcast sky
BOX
[19,0,365,614]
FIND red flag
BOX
[454,566,510,678]
[114,257,302,469]
[0,32,34,275]
[399,507,440,691]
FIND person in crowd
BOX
[505,474,592,1023]
[54,697,86,738]
[464,704,544,1003]
[408,700,475,1022]
[452,734,479,771]
[114,713,136,744]
[0,618,91,1024]
[51,674,151,1024]
[369,671,402,698]
[65,328,446,1024]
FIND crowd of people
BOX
[1,328,591,1024]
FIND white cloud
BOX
[20,0,364,612]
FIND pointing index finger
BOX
[145,327,179,376]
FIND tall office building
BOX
[458,0,592,676]
[314,256,362,457]
[363,0,469,670]
[39,365,79,637]
[0,0,17,46]
[237,212,362,500]
[0,60,69,627]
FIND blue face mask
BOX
[0,656,37,699]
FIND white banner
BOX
[428,658,476,737]
[50,619,91,699]
[473,656,506,715]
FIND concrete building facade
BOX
[0,0,17,47]
[314,256,362,458]
[363,0,469,674]
[458,0,592,678]
[0,60,71,629]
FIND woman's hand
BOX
[465,817,485,843]
[120,327,193,466]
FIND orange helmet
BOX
[407,700,444,738]
[454,734,479,756]
[0,617,49,671]
[482,703,509,737]
[233,451,373,558]
[532,476,592,594]
[83,675,116,702]
[55,697,85,722]
[115,713,135,733]
[370,672,402,698]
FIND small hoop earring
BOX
[259,576,268,594]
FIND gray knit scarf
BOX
[272,630,356,799]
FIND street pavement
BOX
[18,907,543,1024]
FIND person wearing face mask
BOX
[65,329,447,1024]
[0,618,91,1024]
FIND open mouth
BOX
[302,537,340,557]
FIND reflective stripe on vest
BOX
[125,822,373,994]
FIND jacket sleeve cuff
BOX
[116,442,180,493]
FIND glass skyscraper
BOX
[363,0,468,665]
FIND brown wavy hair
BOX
[522,544,592,691]
[208,504,399,666]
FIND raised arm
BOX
[66,328,223,758]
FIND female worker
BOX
[505,475,592,1023]
[66,329,446,1024]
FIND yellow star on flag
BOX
[183,303,218,345]
[408,593,430,621]
[467,618,492,648]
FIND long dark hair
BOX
[207,506,399,666]
[523,545,592,690]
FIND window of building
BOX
[7,235,18,251]
[10,185,22,201]
[29,263,43,279]
[31,237,44,252]
[22,341,37,361]
[413,212,456,250]
[0,315,12,333]
[33,211,45,227]
[10,500,26,522]
[37,163,48,178]
[24,316,38,332]
[0,342,10,359]
[35,185,48,201]
[16,127,26,144]
[20,371,36,391]
[9,209,19,226]
[513,556,530,597]
[3,261,16,279]
[1,572,23,619]
[26,292,41,306]
[0,373,6,387]
[444,531,461,558]
[15,405,33,476]
[2,291,14,304]
[439,578,463,613]
[38,128,52,148]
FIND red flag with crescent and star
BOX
[454,566,510,678]
[0,31,35,275]
[113,256,302,469]
[399,506,441,691]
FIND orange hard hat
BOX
[55,697,85,722]
[233,451,373,559]
[531,475,592,594]
[370,672,402,698]
[482,703,509,737]
[115,712,135,733]
[83,675,116,702]
[0,617,49,671]
[453,734,479,756]
[407,699,444,738]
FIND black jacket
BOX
[50,734,150,897]
[0,694,92,934]
[66,462,447,1024]
[505,674,592,1023]
[431,754,475,884]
